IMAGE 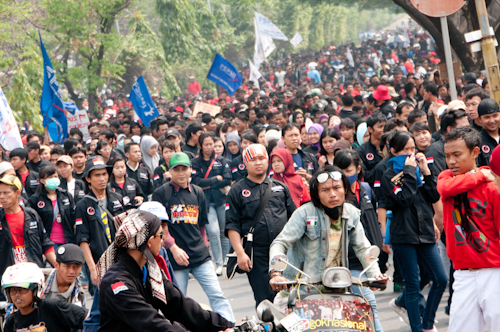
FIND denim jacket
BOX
[269,202,381,282]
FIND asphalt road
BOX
[185,264,452,332]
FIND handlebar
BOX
[274,276,389,290]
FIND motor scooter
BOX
[255,245,388,332]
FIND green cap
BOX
[170,152,191,168]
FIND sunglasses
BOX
[153,231,163,239]
[317,171,343,184]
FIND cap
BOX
[243,144,268,165]
[478,98,500,117]
[0,174,22,191]
[333,139,352,155]
[464,72,477,84]
[26,141,40,151]
[447,100,466,112]
[98,120,110,127]
[83,156,110,178]
[166,128,180,138]
[413,73,422,80]
[57,155,74,166]
[0,162,13,176]
[106,100,113,107]
[138,202,171,223]
[169,152,191,168]
[490,145,500,176]
[56,244,85,265]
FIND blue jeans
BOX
[174,260,235,323]
[350,270,383,332]
[206,203,228,268]
[393,243,448,331]
[83,288,100,332]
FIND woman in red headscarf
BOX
[270,148,310,207]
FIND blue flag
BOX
[39,33,68,143]
[207,54,243,96]
[129,76,158,127]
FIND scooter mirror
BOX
[260,307,275,323]
[364,245,380,263]
[270,254,288,272]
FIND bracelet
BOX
[270,271,282,278]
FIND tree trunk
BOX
[392,0,486,73]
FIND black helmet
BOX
[312,99,329,113]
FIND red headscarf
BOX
[270,148,310,207]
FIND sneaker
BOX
[423,328,438,332]
[216,266,223,276]
[393,282,405,292]
[390,298,410,326]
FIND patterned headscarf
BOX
[96,209,166,303]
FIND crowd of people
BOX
[1,25,500,332]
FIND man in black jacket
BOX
[10,148,39,198]
[125,143,154,196]
[0,174,55,301]
[26,142,51,173]
[357,113,386,188]
[98,210,233,332]
[226,144,296,306]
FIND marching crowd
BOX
[1,28,500,332]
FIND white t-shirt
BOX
[67,178,75,198]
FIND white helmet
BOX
[1,263,45,302]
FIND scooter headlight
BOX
[322,267,352,288]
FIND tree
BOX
[392,0,500,72]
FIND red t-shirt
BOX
[117,182,125,189]
[188,82,201,95]
[437,167,500,270]
[6,209,28,264]
[19,171,29,187]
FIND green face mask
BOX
[45,178,60,190]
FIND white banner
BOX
[290,32,303,48]
[67,109,91,141]
[254,12,288,41]
[0,87,23,150]
[347,48,354,67]
[249,60,262,89]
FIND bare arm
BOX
[80,242,97,285]
[228,229,252,272]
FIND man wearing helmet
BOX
[2,262,88,332]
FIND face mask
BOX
[347,173,358,186]
[45,178,60,190]
[117,140,124,149]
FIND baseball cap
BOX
[0,161,14,176]
[56,244,85,265]
[464,72,477,84]
[83,156,110,178]
[26,141,40,151]
[413,73,422,80]
[98,120,110,127]
[138,202,171,223]
[447,100,466,112]
[0,174,22,191]
[57,155,74,166]
[478,98,500,117]
[169,152,191,168]
[166,128,180,138]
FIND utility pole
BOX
[475,0,500,103]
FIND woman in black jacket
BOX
[380,131,447,332]
[107,157,144,209]
[28,165,76,246]
[190,132,231,275]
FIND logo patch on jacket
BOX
[238,164,245,170]
[139,172,148,179]
[87,207,95,216]
[76,218,83,226]
[111,281,129,295]
[366,153,374,161]
[482,145,490,154]
[306,216,318,226]
[242,189,251,197]
[37,201,45,209]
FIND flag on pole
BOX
[0,88,23,150]
[254,16,275,68]
[254,12,288,41]
[249,60,262,89]
[39,33,68,143]
[129,76,159,127]
[207,54,243,96]
[290,32,303,48]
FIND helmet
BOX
[306,88,323,98]
[1,263,45,302]
[312,99,329,113]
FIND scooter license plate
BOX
[281,312,307,332]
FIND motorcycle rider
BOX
[268,165,388,312]
[2,262,88,332]
[97,209,234,332]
